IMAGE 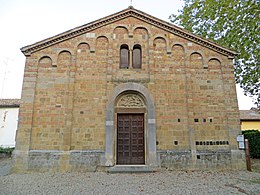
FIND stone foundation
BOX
[12,149,246,173]
[159,150,246,171]
[12,150,104,173]
[159,150,193,170]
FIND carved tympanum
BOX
[117,94,145,108]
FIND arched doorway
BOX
[104,83,158,167]
[115,93,146,164]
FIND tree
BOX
[170,0,260,108]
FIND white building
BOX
[0,99,20,148]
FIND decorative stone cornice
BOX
[21,6,237,57]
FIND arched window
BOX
[120,44,129,68]
[133,44,142,69]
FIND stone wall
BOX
[27,150,104,172]
[159,150,245,170]
[13,149,245,172]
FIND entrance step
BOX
[107,165,154,173]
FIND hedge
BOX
[242,130,260,158]
[0,147,15,155]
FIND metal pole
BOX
[245,139,252,171]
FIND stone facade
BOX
[13,7,245,172]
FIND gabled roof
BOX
[21,6,237,57]
[240,109,260,121]
[0,99,20,108]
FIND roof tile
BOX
[240,109,260,120]
[0,99,20,108]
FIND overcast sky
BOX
[0,0,255,109]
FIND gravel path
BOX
[0,158,12,177]
[1,158,260,195]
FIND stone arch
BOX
[38,56,52,68]
[190,52,203,69]
[96,35,109,42]
[133,27,149,40]
[208,58,223,80]
[37,56,53,75]
[115,92,146,109]
[172,44,185,67]
[57,50,72,68]
[131,43,141,50]
[153,37,167,69]
[153,37,167,49]
[172,44,185,52]
[104,82,157,167]
[171,42,187,51]
[76,43,90,68]
[119,44,130,69]
[96,36,109,68]
[208,58,221,70]
[96,36,109,54]
[133,27,149,68]
[113,26,129,39]
[77,42,90,51]
[132,44,142,69]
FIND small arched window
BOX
[120,44,129,68]
[133,44,142,69]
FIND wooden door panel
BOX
[117,114,144,165]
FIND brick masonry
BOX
[12,7,245,172]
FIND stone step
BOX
[107,165,154,173]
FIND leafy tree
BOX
[242,130,260,158]
[170,0,260,108]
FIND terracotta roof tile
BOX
[0,99,20,108]
[240,109,260,121]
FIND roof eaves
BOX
[241,119,260,121]
[20,7,132,56]
[128,8,237,57]
[21,6,238,57]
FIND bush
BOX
[242,130,260,158]
[0,147,15,155]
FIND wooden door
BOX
[117,114,144,164]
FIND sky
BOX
[0,0,256,110]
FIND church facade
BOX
[13,7,245,172]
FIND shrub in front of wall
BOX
[0,147,15,155]
[242,130,260,158]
